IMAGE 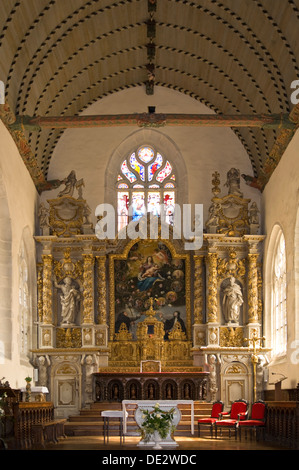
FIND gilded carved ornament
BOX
[217,248,246,280]
[53,248,83,282]
[220,327,244,347]
[56,328,82,348]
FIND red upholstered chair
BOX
[237,400,267,441]
[197,401,224,437]
[215,399,248,439]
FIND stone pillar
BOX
[82,254,95,324]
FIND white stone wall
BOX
[263,128,299,391]
[44,86,261,227]
[0,120,39,389]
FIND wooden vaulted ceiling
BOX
[1,0,299,188]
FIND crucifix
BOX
[244,329,265,402]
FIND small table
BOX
[101,410,128,445]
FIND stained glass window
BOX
[116,146,176,231]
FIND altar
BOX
[122,400,194,439]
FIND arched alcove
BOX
[105,128,188,210]
[0,171,12,363]
[294,207,299,343]
[264,223,287,357]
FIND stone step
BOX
[65,401,213,437]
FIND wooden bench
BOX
[32,419,67,449]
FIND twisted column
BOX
[247,253,259,323]
[82,254,95,324]
[41,255,53,324]
[193,255,204,323]
[96,256,107,324]
[206,252,218,323]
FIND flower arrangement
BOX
[139,403,176,442]
[25,377,32,382]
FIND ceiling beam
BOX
[8,112,296,131]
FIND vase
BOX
[152,431,163,450]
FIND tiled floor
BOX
[44,434,292,451]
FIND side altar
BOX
[31,168,269,419]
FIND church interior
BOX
[0,0,299,452]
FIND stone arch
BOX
[264,223,285,353]
[18,226,37,357]
[0,170,12,363]
[105,128,189,211]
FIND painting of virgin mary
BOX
[113,241,187,339]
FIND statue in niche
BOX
[222,276,243,324]
[224,168,243,197]
[54,276,81,325]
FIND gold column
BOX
[194,255,204,323]
[42,254,53,324]
[37,263,43,323]
[96,256,107,324]
[82,254,95,324]
[206,252,218,323]
[247,253,259,323]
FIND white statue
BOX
[224,168,243,197]
[222,276,243,324]
[38,203,49,228]
[248,202,259,225]
[206,202,221,227]
[54,276,80,325]
[58,170,77,197]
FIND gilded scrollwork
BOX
[220,327,244,347]
[217,248,246,280]
[53,247,83,282]
[56,328,82,348]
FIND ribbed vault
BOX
[1,0,299,184]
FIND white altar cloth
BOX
[122,400,194,444]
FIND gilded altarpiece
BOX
[108,239,193,370]
[32,168,269,417]
[192,168,269,408]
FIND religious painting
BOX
[109,240,190,341]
